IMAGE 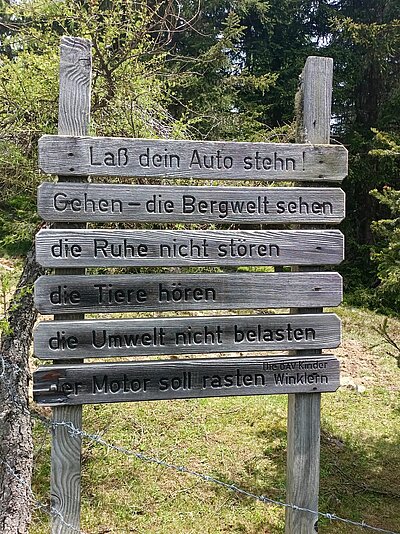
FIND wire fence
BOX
[1,358,400,534]
[31,411,400,534]
[1,459,85,534]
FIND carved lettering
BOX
[39,184,344,223]
[93,239,148,258]
[189,149,233,169]
[158,283,216,303]
[159,239,210,259]
[234,324,316,343]
[50,239,82,258]
[175,325,223,346]
[33,356,340,405]
[217,239,280,258]
[90,147,128,167]
[91,327,166,350]
[243,152,297,171]
[138,147,180,169]
[273,372,329,386]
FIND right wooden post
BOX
[285,56,334,534]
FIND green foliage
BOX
[365,129,399,314]
[0,0,195,140]
[373,317,400,367]
[0,194,40,256]
[0,0,196,252]
[370,186,400,314]
[327,4,400,136]
[341,129,400,314]
[0,261,22,335]
[0,0,284,254]
[318,1,400,313]
[0,0,399,315]
[168,0,318,140]
[166,4,278,141]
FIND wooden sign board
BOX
[38,135,348,182]
[37,183,346,224]
[35,229,344,268]
[33,313,341,360]
[33,354,340,406]
[34,272,343,314]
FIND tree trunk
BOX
[0,247,45,533]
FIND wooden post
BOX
[285,56,333,534]
[50,36,92,534]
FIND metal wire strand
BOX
[1,459,86,534]
[31,413,400,534]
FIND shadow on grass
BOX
[206,405,400,533]
[30,395,400,534]
[319,421,400,533]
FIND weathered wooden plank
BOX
[33,354,340,406]
[286,55,334,534]
[38,135,348,182]
[35,229,344,267]
[33,313,341,360]
[34,272,343,314]
[51,36,92,534]
[37,183,346,224]
[286,392,321,532]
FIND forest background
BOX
[0,0,399,317]
[0,1,399,533]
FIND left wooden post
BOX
[50,36,92,534]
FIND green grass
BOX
[30,305,400,533]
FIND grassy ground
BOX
[26,304,400,534]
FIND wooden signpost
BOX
[33,313,341,359]
[33,37,346,534]
[34,272,342,314]
[38,183,345,223]
[38,135,347,181]
[35,228,344,267]
[47,37,91,534]
[286,57,333,533]
[33,355,340,406]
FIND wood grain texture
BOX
[58,38,91,136]
[51,36,92,534]
[38,135,348,182]
[35,228,344,267]
[34,272,343,314]
[286,56,334,534]
[50,404,82,534]
[37,182,346,224]
[33,313,341,360]
[33,354,340,406]
[286,393,321,531]
[302,58,333,144]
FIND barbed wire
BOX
[1,458,85,534]
[31,412,400,534]
[0,359,84,531]
[1,356,399,534]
